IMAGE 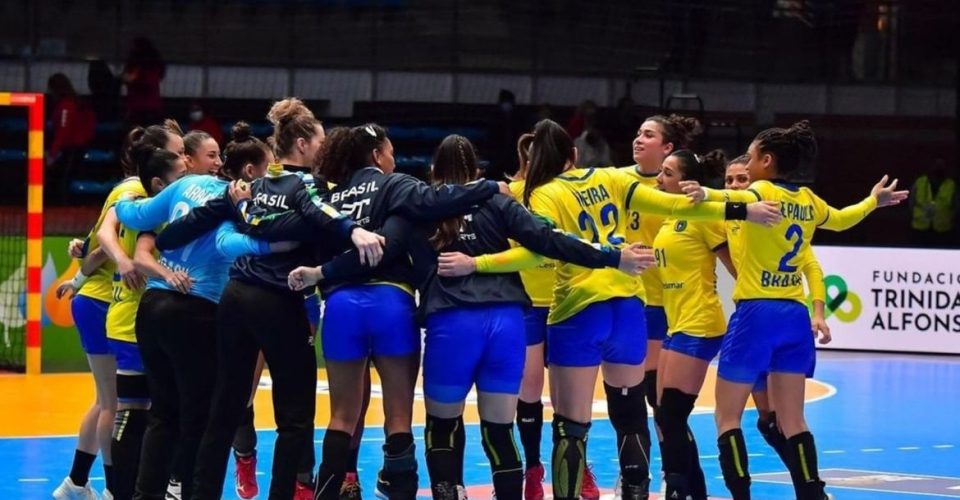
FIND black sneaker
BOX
[374,470,418,500]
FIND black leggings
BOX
[134,289,218,500]
[192,279,317,500]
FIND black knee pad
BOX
[604,382,648,435]
[116,373,149,402]
[655,388,697,434]
[552,413,590,442]
[426,414,461,487]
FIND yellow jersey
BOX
[508,180,556,307]
[77,178,147,303]
[706,180,877,303]
[726,218,827,304]
[528,168,728,324]
[619,166,664,306]
[105,221,149,343]
[653,218,728,338]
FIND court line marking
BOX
[754,468,960,499]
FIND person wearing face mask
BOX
[187,101,224,147]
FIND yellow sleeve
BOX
[701,220,728,250]
[625,182,727,220]
[476,246,545,273]
[817,195,878,231]
[799,248,826,303]
[702,186,763,203]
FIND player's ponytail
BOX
[524,119,574,207]
[430,135,479,249]
[754,120,818,179]
[121,124,174,177]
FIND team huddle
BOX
[52,97,908,500]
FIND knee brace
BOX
[655,388,697,473]
[551,414,590,500]
[116,373,150,406]
[604,382,651,488]
[425,414,460,487]
[481,420,522,500]
[604,382,648,435]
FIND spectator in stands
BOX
[574,114,612,168]
[122,37,165,126]
[88,59,121,122]
[910,158,957,247]
[47,73,96,204]
[566,99,597,139]
[187,101,224,147]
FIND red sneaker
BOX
[295,480,314,500]
[235,452,259,499]
[340,472,362,500]
[580,464,600,500]
[524,463,545,500]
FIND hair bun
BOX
[267,97,313,126]
[232,121,254,142]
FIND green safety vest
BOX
[912,176,955,233]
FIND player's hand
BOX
[497,181,512,196]
[165,271,193,294]
[437,252,476,277]
[812,314,832,345]
[228,180,252,206]
[350,227,385,266]
[67,238,85,259]
[56,281,78,300]
[746,201,782,227]
[288,266,322,291]
[679,181,706,203]
[618,244,656,275]
[117,257,146,290]
[871,175,909,208]
[268,240,301,253]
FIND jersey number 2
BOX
[578,203,624,245]
[777,223,804,273]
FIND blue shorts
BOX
[548,297,646,367]
[423,304,526,403]
[321,285,419,362]
[645,305,668,341]
[108,339,144,373]
[72,296,111,355]
[718,300,815,385]
[664,332,723,362]
[304,293,321,331]
[524,307,549,346]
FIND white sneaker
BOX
[165,479,182,500]
[101,490,113,500]
[52,477,99,500]
[456,485,468,500]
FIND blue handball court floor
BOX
[4,351,960,499]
